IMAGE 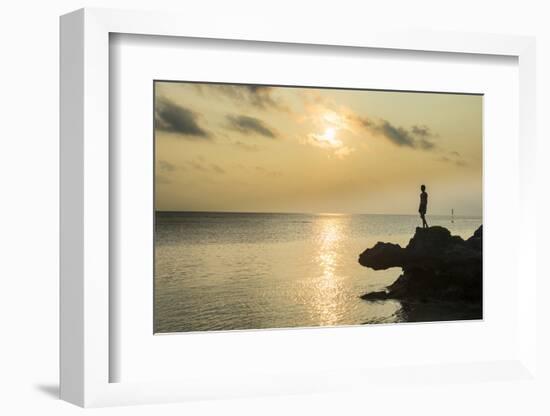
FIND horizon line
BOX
[155,209,483,218]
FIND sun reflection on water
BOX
[310,215,350,326]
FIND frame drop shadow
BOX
[34,384,59,399]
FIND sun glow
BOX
[324,127,336,142]
[319,127,340,146]
[305,125,354,159]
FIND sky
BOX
[154,81,482,216]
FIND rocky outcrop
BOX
[359,226,482,309]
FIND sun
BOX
[323,127,338,145]
[308,126,345,152]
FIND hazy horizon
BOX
[155,82,482,216]
[155,209,482,217]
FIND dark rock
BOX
[397,300,482,322]
[465,225,483,251]
[358,242,404,270]
[360,290,390,301]
[358,225,483,305]
[472,225,482,239]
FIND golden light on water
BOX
[310,216,349,325]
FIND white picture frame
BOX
[60,7,537,407]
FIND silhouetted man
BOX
[419,184,428,228]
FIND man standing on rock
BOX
[419,184,429,228]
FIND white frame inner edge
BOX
[60,7,537,408]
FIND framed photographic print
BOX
[153,80,483,334]
[60,8,538,408]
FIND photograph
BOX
[154,81,483,333]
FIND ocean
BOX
[154,212,482,333]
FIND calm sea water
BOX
[154,212,482,333]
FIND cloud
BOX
[211,164,225,174]
[306,132,343,149]
[156,160,180,184]
[226,115,277,138]
[454,159,468,167]
[411,125,434,138]
[334,146,354,159]
[301,130,355,159]
[188,159,208,172]
[412,125,438,150]
[195,84,286,110]
[233,141,260,152]
[437,153,468,167]
[364,118,416,147]
[360,118,437,150]
[155,98,210,138]
[186,158,226,174]
[418,138,436,150]
[157,160,177,172]
[241,85,278,109]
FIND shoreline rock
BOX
[358,226,482,314]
